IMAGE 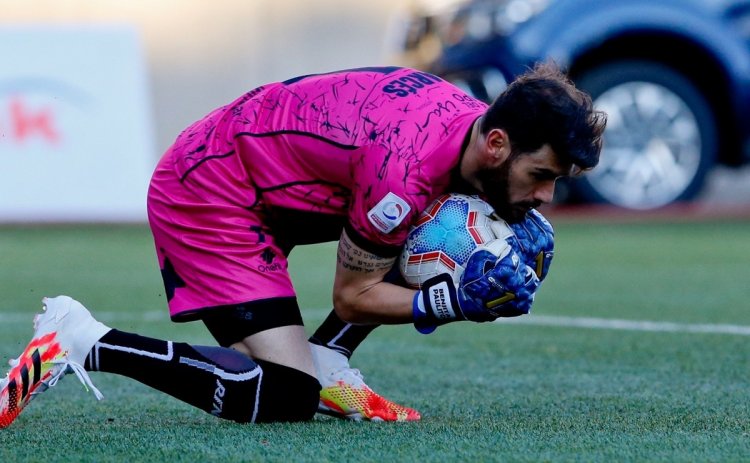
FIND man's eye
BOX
[533,171,560,181]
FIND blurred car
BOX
[392,0,750,209]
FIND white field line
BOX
[497,315,750,336]
[0,310,166,325]
[1,310,750,336]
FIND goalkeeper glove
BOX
[412,223,539,334]
[509,208,554,281]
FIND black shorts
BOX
[199,297,304,347]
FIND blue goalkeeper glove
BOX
[509,209,554,281]
[412,222,539,334]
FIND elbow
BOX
[333,291,366,324]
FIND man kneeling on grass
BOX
[0,63,604,426]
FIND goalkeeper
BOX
[1,63,605,427]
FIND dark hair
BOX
[480,62,607,171]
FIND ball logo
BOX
[367,192,411,234]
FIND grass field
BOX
[1,218,749,462]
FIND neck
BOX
[459,117,485,192]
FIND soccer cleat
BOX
[0,296,110,428]
[309,343,420,422]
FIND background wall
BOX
[1,0,405,152]
[3,0,747,214]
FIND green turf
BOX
[1,219,749,462]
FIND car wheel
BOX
[571,61,718,209]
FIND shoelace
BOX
[44,359,103,400]
[330,367,367,389]
[8,355,103,401]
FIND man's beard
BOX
[477,160,539,224]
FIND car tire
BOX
[570,60,718,209]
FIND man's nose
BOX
[534,181,556,204]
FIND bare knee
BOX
[234,325,316,378]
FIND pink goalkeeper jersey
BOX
[166,67,487,255]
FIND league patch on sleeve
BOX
[367,192,411,234]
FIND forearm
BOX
[333,229,418,325]
[334,279,416,324]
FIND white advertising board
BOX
[0,25,155,222]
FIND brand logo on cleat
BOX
[31,350,41,385]
[19,365,29,400]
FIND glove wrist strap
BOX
[412,273,465,334]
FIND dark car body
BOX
[396,0,750,209]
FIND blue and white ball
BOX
[399,193,499,288]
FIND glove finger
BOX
[463,249,497,282]
[528,209,554,236]
[490,220,514,241]
[482,238,511,259]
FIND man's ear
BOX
[484,128,511,168]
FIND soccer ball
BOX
[399,193,499,288]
